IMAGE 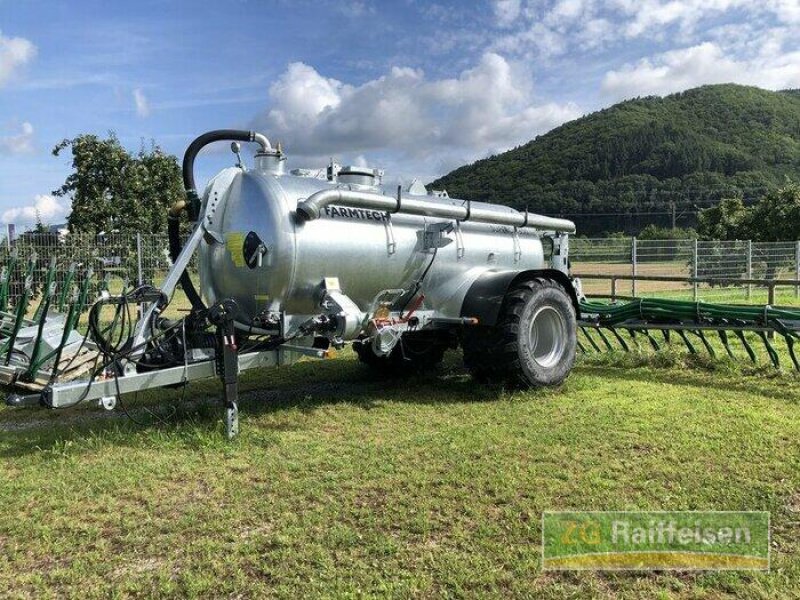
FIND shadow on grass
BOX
[578,359,800,404]
[0,352,514,456]
[4,348,797,456]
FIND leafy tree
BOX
[52,133,183,234]
[697,198,749,240]
[638,225,696,240]
[697,184,800,279]
[744,183,800,241]
[698,185,800,242]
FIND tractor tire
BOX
[463,277,576,387]
[354,334,448,374]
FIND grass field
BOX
[2,349,800,598]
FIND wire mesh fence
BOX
[2,233,800,313]
[0,233,177,316]
[573,238,800,304]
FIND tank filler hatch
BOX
[337,165,383,187]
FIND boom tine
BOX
[0,248,18,313]
[607,327,630,352]
[734,330,757,364]
[47,286,81,383]
[576,338,587,354]
[581,327,602,352]
[627,328,640,349]
[756,331,780,369]
[595,327,615,351]
[57,262,76,312]
[676,329,697,354]
[2,260,35,365]
[693,330,716,358]
[640,329,660,351]
[717,329,736,359]
[0,266,7,315]
[33,256,57,322]
[23,280,57,380]
[785,335,800,371]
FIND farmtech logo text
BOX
[542,511,769,570]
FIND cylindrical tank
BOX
[197,162,549,324]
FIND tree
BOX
[638,224,696,240]
[697,184,800,279]
[744,184,800,241]
[697,198,749,240]
[52,133,184,234]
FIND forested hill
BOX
[430,84,800,236]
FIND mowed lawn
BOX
[2,351,800,599]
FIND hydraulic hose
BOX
[171,130,271,311]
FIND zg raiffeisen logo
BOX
[542,511,769,570]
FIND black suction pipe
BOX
[171,130,270,311]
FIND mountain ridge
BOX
[430,84,800,235]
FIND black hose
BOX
[172,129,265,311]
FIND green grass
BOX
[2,351,800,598]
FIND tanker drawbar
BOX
[2,130,580,437]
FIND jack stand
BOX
[210,299,240,439]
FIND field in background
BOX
[572,238,800,305]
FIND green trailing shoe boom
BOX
[578,297,800,370]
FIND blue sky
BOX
[1,0,799,227]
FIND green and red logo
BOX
[542,511,769,570]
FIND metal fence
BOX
[572,238,800,303]
[2,234,800,308]
[1,233,174,305]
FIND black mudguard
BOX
[460,269,580,327]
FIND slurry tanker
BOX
[1,130,579,436]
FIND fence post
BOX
[693,239,699,301]
[136,233,144,318]
[747,240,752,301]
[631,237,637,298]
[136,233,143,286]
[796,240,800,299]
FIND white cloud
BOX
[602,41,800,99]
[493,0,522,27]
[0,31,36,86]
[491,1,800,58]
[0,121,34,154]
[133,88,150,117]
[256,53,581,172]
[1,195,69,225]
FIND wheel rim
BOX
[528,305,567,369]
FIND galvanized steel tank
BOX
[197,156,551,325]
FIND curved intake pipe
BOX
[173,130,273,311]
[296,189,576,234]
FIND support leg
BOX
[211,299,240,439]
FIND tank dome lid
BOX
[338,165,382,186]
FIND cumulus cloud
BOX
[1,195,69,225]
[490,0,800,58]
[602,41,800,99]
[256,53,581,172]
[133,88,150,117]
[0,31,36,86]
[0,121,34,154]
